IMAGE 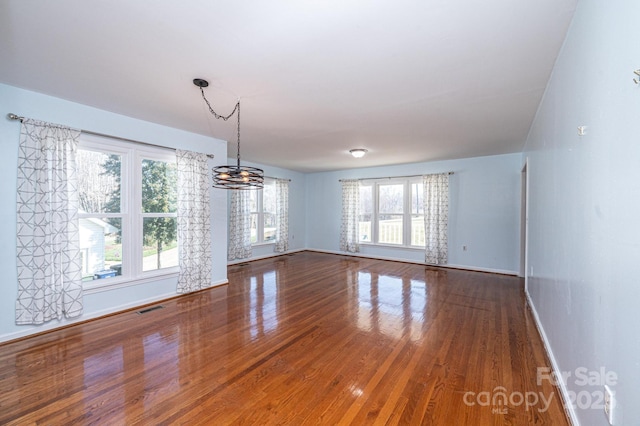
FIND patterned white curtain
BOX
[423,173,449,265]
[176,150,212,293]
[228,190,252,260]
[340,179,360,253]
[274,179,289,253]
[15,120,83,325]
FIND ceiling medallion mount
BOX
[193,78,264,189]
[350,148,368,158]
[193,78,209,88]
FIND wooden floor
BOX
[0,252,569,425]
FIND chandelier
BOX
[193,78,264,189]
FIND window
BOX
[378,183,404,244]
[141,158,178,272]
[249,178,276,244]
[410,182,425,246]
[359,179,424,247]
[76,135,178,285]
[359,185,372,242]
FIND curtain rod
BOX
[266,176,291,182]
[7,113,215,159]
[339,172,454,182]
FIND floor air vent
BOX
[137,305,164,315]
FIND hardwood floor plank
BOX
[0,252,569,425]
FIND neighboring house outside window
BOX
[76,134,178,287]
[78,217,118,277]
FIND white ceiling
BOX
[0,0,576,172]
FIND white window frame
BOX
[78,134,178,291]
[250,177,276,246]
[360,178,425,248]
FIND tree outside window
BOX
[76,139,178,284]
[141,159,177,271]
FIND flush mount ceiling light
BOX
[349,148,368,158]
[193,78,264,190]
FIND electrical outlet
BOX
[604,385,614,425]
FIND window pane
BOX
[360,185,372,214]
[249,190,259,212]
[77,150,121,213]
[250,212,259,244]
[411,183,424,214]
[141,159,177,213]
[264,212,276,241]
[263,182,276,214]
[378,184,404,214]
[359,185,373,242]
[411,215,425,246]
[378,214,403,244]
[79,217,122,281]
[359,213,372,242]
[263,182,276,241]
[142,217,178,271]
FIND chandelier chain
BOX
[199,87,239,121]
[194,77,263,189]
[199,86,242,166]
[236,103,241,166]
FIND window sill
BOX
[252,241,276,247]
[359,242,425,251]
[83,269,179,295]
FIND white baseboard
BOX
[525,290,579,426]
[443,263,518,276]
[227,248,305,265]
[0,279,228,344]
[305,248,518,276]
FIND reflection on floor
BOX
[0,252,568,425]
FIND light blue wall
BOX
[524,0,640,424]
[305,153,522,274]
[225,158,307,261]
[0,83,228,342]
[0,84,523,346]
